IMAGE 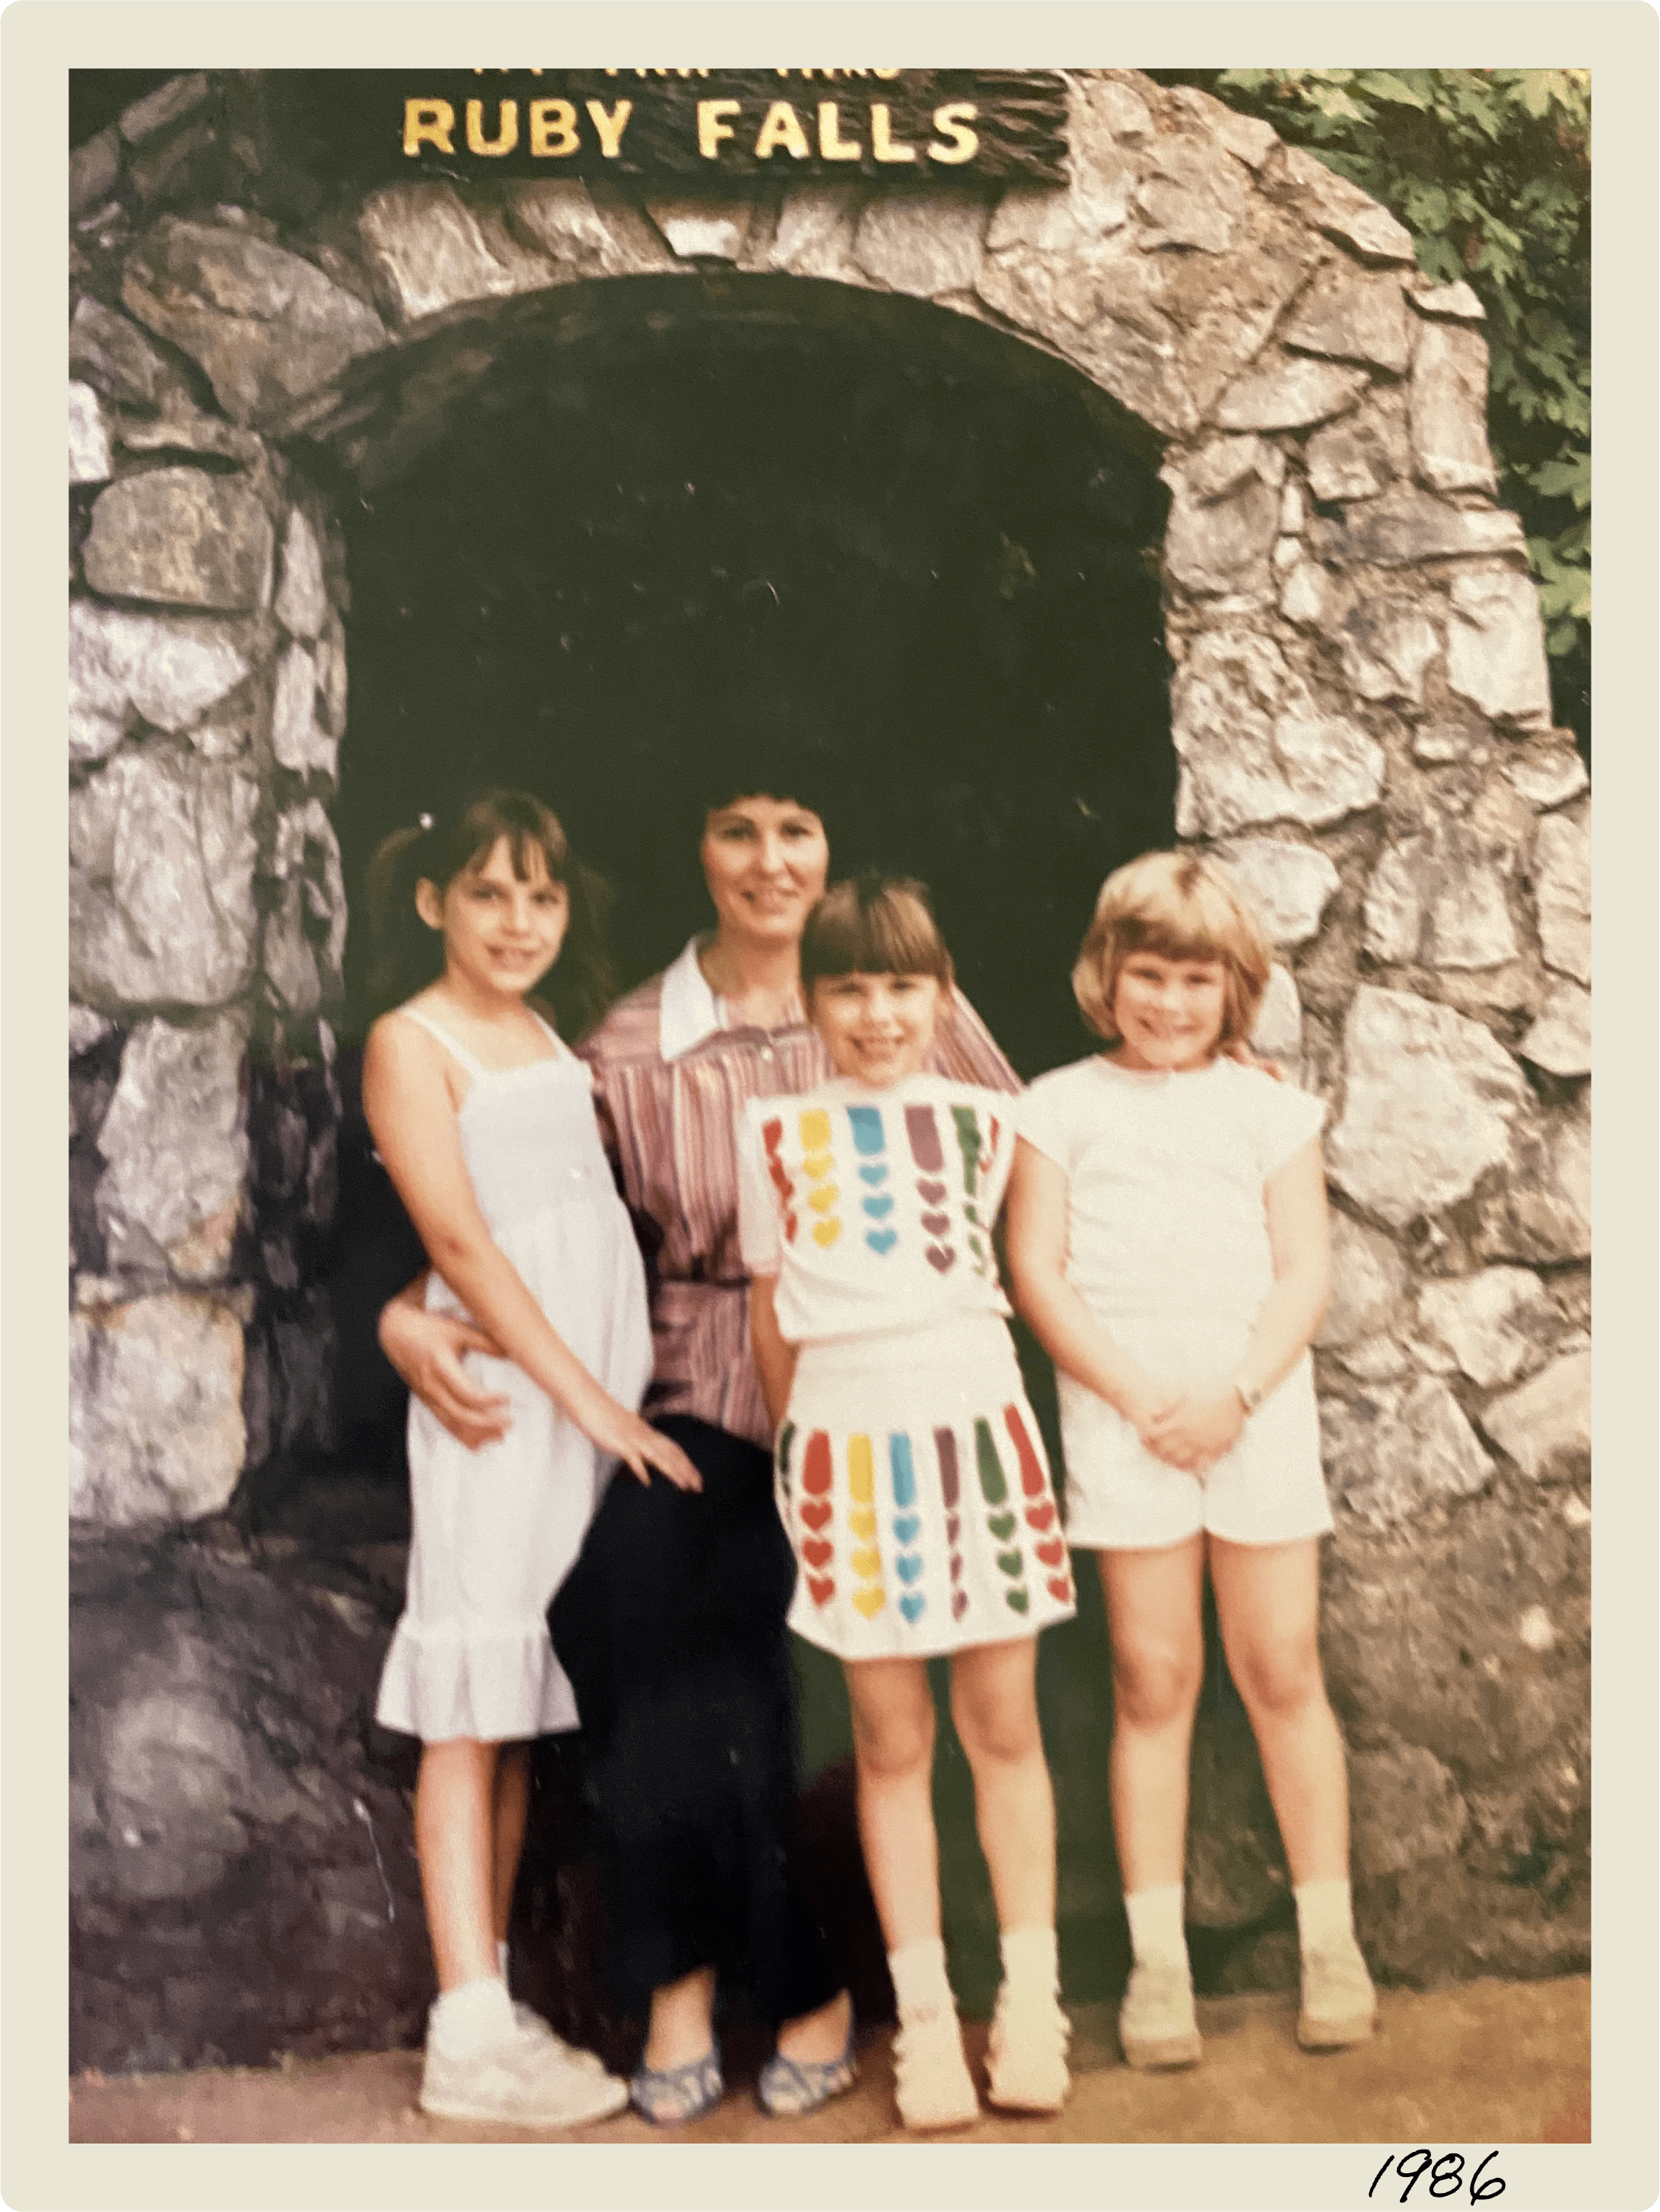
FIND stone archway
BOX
[68,69,1590,2067]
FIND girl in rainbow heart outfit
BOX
[737,875,1076,2131]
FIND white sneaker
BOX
[511,2002,610,2074]
[986,1984,1072,2113]
[893,2007,979,2131]
[420,2018,630,2127]
[1118,1963,1203,2071]
[1297,1939,1377,2049]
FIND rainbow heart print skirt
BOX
[776,1316,1076,1661]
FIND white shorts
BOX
[1058,1311,1333,1552]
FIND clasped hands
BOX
[1123,1376,1246,1479]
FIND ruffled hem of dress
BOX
[374,1620,578,1743]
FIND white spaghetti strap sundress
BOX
[375,1004,653,1743]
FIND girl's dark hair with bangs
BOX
[800,873,956,999]
[364,789,616,1038]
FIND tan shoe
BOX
[1297,1940,1377,2049]
[420,2018,630,2127]
[1118,1963,1203,2071]
[893,2007,979,2131]
[986,1985,1071,2113]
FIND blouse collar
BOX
[659,934,811,1062]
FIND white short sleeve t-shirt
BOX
[736,1075,1017,1345]
[1018,1054,1325,1327]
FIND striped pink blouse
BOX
[578,937,1019,1450]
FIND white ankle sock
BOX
[998,1925,1060,2001]
[1124,1887,1188,1975]
[496,1940,510,1988]
[1293,1879,1356,1956]
[889,1937,955,2021]
[430,1975,514,2058]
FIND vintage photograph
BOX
[59,52,1595,2166]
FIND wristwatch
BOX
[1232,1375,1265,1416]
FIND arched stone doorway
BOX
[68,69,1590,2071]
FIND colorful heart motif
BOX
[800,1498,832,1530]
[866,1229,898,1255]
[847,1442,875,1504]
[849,1507,876,1539]
[949,1555,963,1583]
[1048,1576,1073,1604]
[862,1193,894,1219]
[898,1593,926,1623]
[1005,1587,1030,1613]
[945,1514,961,1545]
[858,1164,888,1186]
[925,1245,956,1273]
[1035,1537,1066,1568]
[893,1514,921,1545]
[851,1546,882,1579]
[808,1184,839,1213]
[988,1512,1016,1540]
[852,1586,886,1619]
[920,1209,950,1236]
[917,1178,946,1205]
[813,1219,841,1247]
[808,1575,835,1607]
[1005,1406,1049,1498]
[803,1538,833,1569]
[803,1436,832,1494]
[762,1119,784,1155]
[1025,1502,1056,1532]
[803,1149,834,1178]
[951,1589,969,1620]
[895,1554,924,1586]
[997,1549,1023,1578]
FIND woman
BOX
[380,757,1018,2121]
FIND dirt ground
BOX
[69,1974,1589,2147]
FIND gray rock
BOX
[69,1004,114,1058]
[1339,598,1442,705]
[988,130,1132,254]
[1172,630,1383,836]
[1132,136,1245,254]
[1413,722,1477,764]
[264,801,348,1013]
[647,198,751,262]
[1279,145,1417,265]
[271,644,338,779]
[1363,828,1518,971]
[70,748,259,1011]
[94,1015,248,1284]
[1410,279,1487,322]
[69,1292,245,1524]
[1334,1332,1416,1382]
[1311,484,1525,566]
[1506,747,1588,811]
[1519,980,1591,1077]
[1303,424,1384,504]
[1283,264,1412,375]
[1321,1376,1493,1526]
[1349,1741,1468,1879]
[69,381,113,485]
[1327,986,1530,1226]
[1410,323,1498,497]
[1163,467,1280,595]
[1416,1266,1560,1390]
[1213,353,1370,432]
[68,600,250,761]
[1214,837,1340,946]
[1532,810,1591,984]
[1090,76,1156,141]
[855,193,985,297]
[273,509,326,640]
[1479,1351,1591,1482]
[1170,432,1284,505]
[1476,1098,1590,1266]
[1277,556,1331,628]
[113,409,268,466]
[1250,963,1303,1070]
[83,468,274,612]
[767,187,865,276]
[315,614,348,737]
[507,179,664,275]
[119,72,211,145]
[123,219,386,424]
[71,127,121,214]
[69,297,180,411]
[1316,1212,1408,1348]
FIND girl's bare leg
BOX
[1097,1538,1207,1889]
[845,1656,941,1949]
[490,1740,532,1947]
[1207,1536,1349,1883]
[643,1966,718,2070]
[414,1738,503,1991]
[949,1638,1055,1932]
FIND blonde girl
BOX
[739,876,1076,2131]
[1006,850,1375,2071]
[362,790,698,2128]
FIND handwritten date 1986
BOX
[1369,2150,1506,2201]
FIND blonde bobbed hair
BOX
[1072,849,1272,1052]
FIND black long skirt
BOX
[549,1415,842,2027]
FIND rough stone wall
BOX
[68,69,1588,2044]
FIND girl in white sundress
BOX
[1005,850,1376,2080]
[739,876,1076,2133]
[361,790,700,2131]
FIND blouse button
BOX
[759,1046,774,1065]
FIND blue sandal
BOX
[628,2045,723,2125]
[757,2023,859,2118]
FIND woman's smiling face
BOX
[699,795,830,948]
